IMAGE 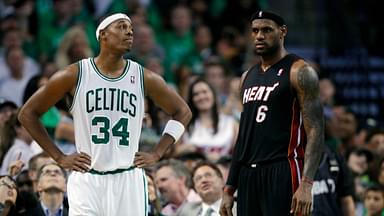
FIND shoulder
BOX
[289,59,319,91]
[176,201,202,215]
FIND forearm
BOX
[155,106,191,158]
[302,124,324,180]
[18,109,64,161]
[170,105,192,127]
[225,160,240,191]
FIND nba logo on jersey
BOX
[131,76,135,83]
[277,68,284,76]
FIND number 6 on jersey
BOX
[256,105,268,123]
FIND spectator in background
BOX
[362,184,384,216]
[160,4,194,83]
[366,128,384,158]
[215,26,245,76]
[175,161,229,216]
[37,0,76,62]
[0,28,39,81]
[0,175,17,216]
[14,169,39,215]
[175,151,207,172]
[312,145,355,216]
[182,24,214,75]
[346,147,374,210]
[154,159,201,215]
[25,163,68,216]
[319,78,336,119]
[328,106,359,154]
[28,152,54,193]
[0,110,34,175]
[203,59,229,106]
[180,79,238,162]
[0,98,17,131]
[55,25,93,70]
[0,45,38,106]
[174,65,194,100]
[221,77,242,121]
[126,24,164,65]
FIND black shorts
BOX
[237,158,302,216]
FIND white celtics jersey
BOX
[69,58,145,171]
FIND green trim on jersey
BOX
[88,166,136,175]
[139,65,145,97]
[142,169,148,216]
[69,61,83,112]
[90,58,130,82]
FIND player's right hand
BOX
[220,190,234,216]
[57,152,91,172]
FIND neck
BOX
[172,187,189,206]
[260,48,287,71]
[204,193,222,205]
[95,50,126,74]
[199,110,212,120]
[41,192,63,214]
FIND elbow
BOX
[183,106,192,124]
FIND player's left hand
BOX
[133,152,161,168]
[290,180,313,216]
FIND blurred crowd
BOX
[0,0,383,215]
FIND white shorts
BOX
[67,168,148,216]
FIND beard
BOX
[254,41,280,58]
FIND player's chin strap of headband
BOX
[162,120,185,143]
[95,13,131,41]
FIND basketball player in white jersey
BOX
[19,13,192,216]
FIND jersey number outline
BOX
[256,105,268,123]
[91,116,130,146]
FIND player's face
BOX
[192,82,215,112]
[251,19,285,56]
[193,166,224,199]
[103,19,134,52]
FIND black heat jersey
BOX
[230,54,306,189]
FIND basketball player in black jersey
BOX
[220,11,324,216]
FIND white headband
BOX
[96,13,131,41]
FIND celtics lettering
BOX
[86,88,137,117]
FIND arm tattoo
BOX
[296,65,324,180]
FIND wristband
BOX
[162,120,185,143]
[223,185,235,196]
[301,176,313,185]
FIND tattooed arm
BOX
[289,60,324,216]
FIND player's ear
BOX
[280,25,287,38]
[99,29,107,41]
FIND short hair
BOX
[28,152,51,171]
[365,184,384,197]
[250,11,285,26]
[155,159,192,188]
[365,127,384,143]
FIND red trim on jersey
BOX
[287,99,306,193]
